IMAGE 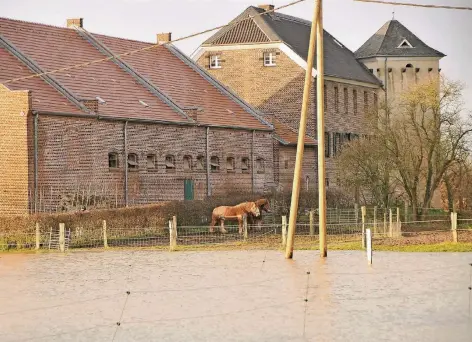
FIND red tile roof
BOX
[273,118,317,146]
[0,17,272,130]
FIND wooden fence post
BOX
[243,215,248,241]
[396,207,401,238]
[373,206,377,236]
[309,210,315,236]
[103,220,108,249]
[383,211,387,236]
[35,222,40,250]
[59,223,65,253]
[282,216,287,247]
[451,212,458,243]
[389,209,393,238]
[169,216,177,251]
[355,203,359,226]
[361,206,366,249]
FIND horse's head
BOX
[255,198,271,213]
[246,202,260,217]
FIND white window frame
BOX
[263,52,276,67]
[209,55,221,69]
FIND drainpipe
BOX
[206,127,211,197]
[252,130,255,194]
[124,121,128,207]
[33,113,38,213]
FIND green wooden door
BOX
[184,179,194,200]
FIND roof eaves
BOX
[166,44,274,130]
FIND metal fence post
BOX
[35,222,40,250]
[451,212,458,243]
[59,223,65,253]
[103,220,108,249]
[282,215,287,247]
[361,206,366,248]
[309,210,315,236]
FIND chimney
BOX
[157,32,172,45]
[258,4,275,12]
[67,18,83,28]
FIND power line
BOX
[1,0,307,85]
[354,0,472,11]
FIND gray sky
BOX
[1,0,471,110]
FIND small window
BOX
[284,160,289,169]
[108,152,118,168]
[256,158,265,174]
[333,133,341,156]
[241,157,250,173]
[324,83,328,111]
[353,89,358,115]
[369,69,374,74]
[398,39,413,48]
[344,88,348,114]
[127,153,138,170]
[325,132,330,158]
[306,176,309,191]
[326,178,330,187]
[263,52,276,67]
[226,157,235,172]
[406,63,413,68]
[334,87,339,112]
[196,155,205,170]
[373,92,378,111]
[147,154,157,169]
[364,91,368,113]
[210,156,220,172]
[183,155,192,171]
[210,55,221,69]
[165,155,176,172]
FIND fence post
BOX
[169,216,177,251]
[396,207,401,238]
[404,202,408,223]
[243,215,248,241]
[383,211,387,236]
[451,212,458,243]
[35,222,40,250]
[354,203,359,227]
[282,216,287,247]
[309,210,315,236]
[103,220,108,249]
[366,228,372,265]
[361,206,366,249]
[388,209,393,238]
[59,223,65,253]
[373,206,377,236]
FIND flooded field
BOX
[0,250,471,341]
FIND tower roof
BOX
[355,19,445,59]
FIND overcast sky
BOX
[1,0,471,110]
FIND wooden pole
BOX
[396,207,400,238]
[361,206,366,248]
[282,215,287,247]
[452,212,458,243]
[59,223,65,253]
[309,210,315,236]
[285,0,321,259]
[169,216,177,251]
[366,228,372,265]
[317,0,327,258]
[35,222,40,250]
[103,220,108,249]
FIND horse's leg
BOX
[238,216,243,235]
[209,215,217,233]
[220,217,227,234]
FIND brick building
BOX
[0,17,278,216]
[193,4,382,191]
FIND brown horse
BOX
[247,198,271,231]
[210,202,260,234]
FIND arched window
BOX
[406,63,413,68]
[183,155,192,171]
[147,154,157,169]
[196,155,205,170]
[210,156,219,172]
[226,157,235,172]
[108,152,118,168]
[127,153,138,170]
[241,157,250,173]
[165,155,176,172]
[255,158,265,174]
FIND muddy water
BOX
[0,250,471,342]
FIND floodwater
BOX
[0,250,471,342]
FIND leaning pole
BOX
[285,0,321,259]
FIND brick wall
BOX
[0,85,30,216]
[32,115,274,212]
[196,47,380,186]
